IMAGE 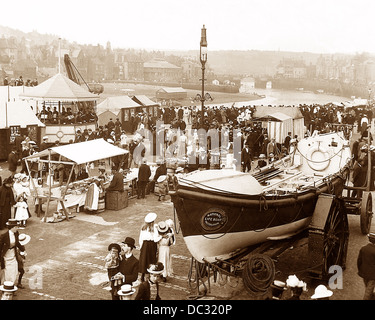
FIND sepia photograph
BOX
[0,0,374,308]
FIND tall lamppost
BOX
[200,25,207,123]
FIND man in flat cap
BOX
[357,233,375,299]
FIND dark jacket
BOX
[138,163,151,182]
[107,172,124,192]
[134,280,161,300]
[118,254,139,285]
[241,147,252,164]
[8,151,18,172]
[0,231,25,269]
[357,243,375,280]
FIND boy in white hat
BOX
[117,284,136,300]
[0,281,18,300]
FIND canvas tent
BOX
[254,112,293,144]
[25,138,128,164]
[0,100,45,129]
[132,95,159,107]
[0,100,45,160]
[96,95,141,127]
[252,106,304,143]
[19,73,99,102]
[25,139,128,221]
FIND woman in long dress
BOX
[0,177,16,230]
[156,220,175,282]
[138,213,161,282]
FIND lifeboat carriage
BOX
[170,130,372,295]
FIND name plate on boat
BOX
[201,209,227,231]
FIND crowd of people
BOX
[37,104,98,125]
[3,76,38,87]
[1,99,375,300]
[104,212,175,300]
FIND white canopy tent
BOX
[26,138,128,164]
[25,139,128,222]
[18,73,99,102]
[0,100,45,128]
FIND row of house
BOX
[275,54,375,86]
[0,36,203,84]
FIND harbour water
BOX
[206,88,351,108]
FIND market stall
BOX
[24,138,129,222]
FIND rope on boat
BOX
[201,207,244,240]
[295,145,346,164]
[259,194,268,211]
[173,205,181,235]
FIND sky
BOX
[2,0,375,54]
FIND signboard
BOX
[9,126,20,144]
[201,208,228,231]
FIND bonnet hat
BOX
[157,221,168,233]
[147,262,164,275]
[108,243,121,252]
[19,233,31,246]
[311,284,333,299]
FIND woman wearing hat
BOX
[156,221,175,282]
[138,213,161,282]
[0,177,16,230]
[0,219,25,285]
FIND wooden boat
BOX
[170,131,352,263]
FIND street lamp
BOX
[368,87,372,105]
[200,25,207,125]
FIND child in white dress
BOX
[14,193,30,228]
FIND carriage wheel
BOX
[322,198,349,276]
[360,192,373,235]
[242,254,275,294]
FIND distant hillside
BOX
[0,25,354,77]
[166,49,322,76]
[0,25,59,45]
